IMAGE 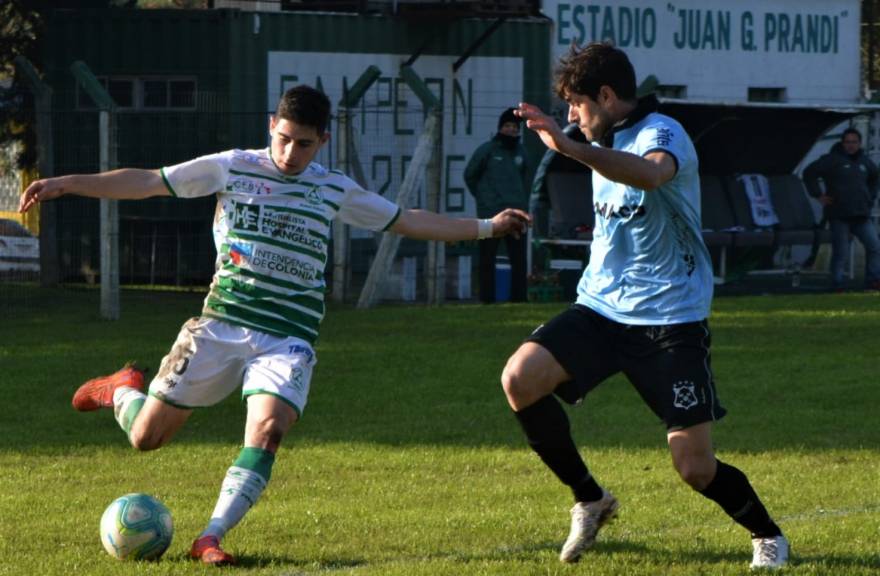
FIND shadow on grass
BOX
[162,550,368,571]
[152,538,879,574]
[218,539,880,573]
[233,553,369,571]
[313,542,877,573]
[4,287,880,452]
[787,552,880,571]
[221,541,565,572]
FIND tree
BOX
[0,0,210,171]
[863,0,880,96]
[0,0,42,171]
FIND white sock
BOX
[201,466,268,540]
[112,387,146,435]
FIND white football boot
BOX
[559,490,619,563]
[750,534,790,570]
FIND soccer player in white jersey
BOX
[19,85,529,566]
[502,43,789,570]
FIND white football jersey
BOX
[162,148,401,343]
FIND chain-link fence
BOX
[1,6,551,316]
[2,73,542,314]
[0,149,40,319]
[0,163,23,213]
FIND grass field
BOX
[1,287,878,575]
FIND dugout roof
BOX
[658,100,880,175]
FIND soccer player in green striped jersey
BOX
[20,85,530,565]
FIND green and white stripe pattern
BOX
[161,149,400,343]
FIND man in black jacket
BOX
[803,128,880,290]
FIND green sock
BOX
[233,446,275,481]
[202,447,275,540]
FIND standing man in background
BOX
[465,108,530,303]
[802,127,880,291]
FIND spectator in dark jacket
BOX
[530,123,591,239]
[465,108,530,302]
[803,128,880,290]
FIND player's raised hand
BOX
[490,208,531,239]
[515,102,567,154]
[19,178,66,213]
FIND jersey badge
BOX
[231,150,265,166]
[229,242,253,266]
[305,186,324,206]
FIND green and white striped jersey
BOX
[161,148,401,344]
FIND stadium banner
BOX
[268,52,523,219]
[542,0,861,104]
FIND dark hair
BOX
[276,85,331,134]
[554,42,637,102]
[841,127,862,142]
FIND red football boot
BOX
[71,364,145,412]
[190,535,235,566]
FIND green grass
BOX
[1,287,879,575]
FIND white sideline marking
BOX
[778,503,880,523]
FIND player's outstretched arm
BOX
[389,208,530,242]
[516,102,674,191]
[19,169,170,213]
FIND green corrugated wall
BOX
[41,7,550,285]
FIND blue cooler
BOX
[495,258,511,302]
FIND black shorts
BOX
[525,304,726,430]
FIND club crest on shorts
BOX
[290,366,304,391]
[672,380,698,410]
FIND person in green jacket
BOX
[465,108,530,302]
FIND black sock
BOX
[699,460,782,538]
[514,395,604,503]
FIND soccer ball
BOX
[100,493,174,560]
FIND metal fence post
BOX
[333,109,352,302]
[14,56,59,287]
[333,66,381,303]
[425,106,445,305]
[71,61,119,319]
[399,65,443,305]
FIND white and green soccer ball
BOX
[100,493,173,560]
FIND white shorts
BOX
[148,317,316,416]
